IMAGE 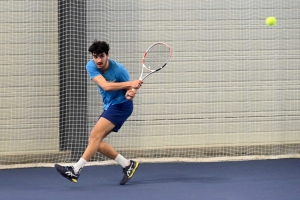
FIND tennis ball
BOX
[265,16,277,26]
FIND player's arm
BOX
[92,75,142,91]
[125,88,137,100]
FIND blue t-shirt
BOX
[86,59,130,110]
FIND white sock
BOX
[115,154,130,168]
[73,158,87,174]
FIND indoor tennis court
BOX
[1,0,300,200]
[1,159,300,200]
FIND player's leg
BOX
[97,140,139,185]
[54,101,138,184]
[54,117,114,183]
[97,141,130,167]
[81,117,114,161]
[97,141,118,159]
[89,122,138,185]
[96,101,139,185]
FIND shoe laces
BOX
[64,166,71,170]
[122,162,134,175]
[63,166,75,172]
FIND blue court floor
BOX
[0,158,299,200]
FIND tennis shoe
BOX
[54,164,80,183]
[120,160,139,185]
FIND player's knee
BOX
[89,129,105,143]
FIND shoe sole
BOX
[71,178,77,183]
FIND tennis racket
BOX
[139,42,172,80]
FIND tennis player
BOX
[55,40,143,185]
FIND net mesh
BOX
[0,0,300,169]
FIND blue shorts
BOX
[99,100,133,132]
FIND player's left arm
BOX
[125,88,137,100]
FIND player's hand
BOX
[125,88,137,100]
[130,80,143,89]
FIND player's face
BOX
[92,53,109,69]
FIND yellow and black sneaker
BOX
[54,164,80,183]
[120,160,139,185]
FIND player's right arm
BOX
[86,60,142,91]
[92,75,142,91]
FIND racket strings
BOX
[144,44,171,71]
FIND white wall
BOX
[0,1,59,154]
[86,0,300,153]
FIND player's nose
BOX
[95,57,101,61]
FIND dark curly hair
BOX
[88,40,110,55]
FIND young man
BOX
[55,40,143,185]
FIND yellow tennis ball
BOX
[265,16,277,26]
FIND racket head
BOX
[142,42,172,72]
